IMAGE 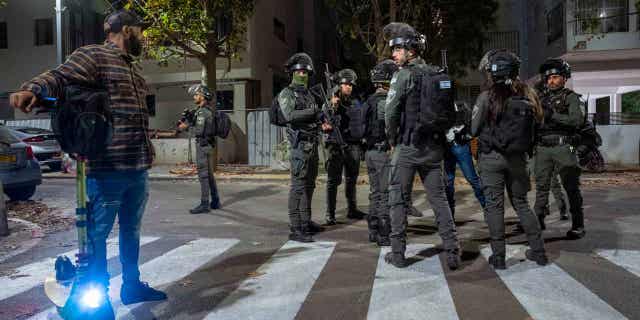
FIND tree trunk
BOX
[0,183,8,237]
[202,55,219,171]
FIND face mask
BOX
[292,73,309,88]
[125,35,143,57]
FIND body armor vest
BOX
[539,88,576,137]
[365,93,387,148]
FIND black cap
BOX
[104,9,150,34]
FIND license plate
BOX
[0,154,16,163]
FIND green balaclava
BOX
[291,72,309,88]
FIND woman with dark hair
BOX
[471,50,548,270]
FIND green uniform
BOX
[385,58,459,256]
[279,84,321,234]
[534,88,585,231]
[193,105,219,207]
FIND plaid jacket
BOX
[21,42,154,173]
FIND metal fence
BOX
[247,109,284,166]
[588,112,640,125]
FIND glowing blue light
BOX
[80,287,104,309]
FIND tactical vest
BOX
[345,100,366,143]
[538,88,577,137]
[289,86,318,132]
[478,96,536,155]
[400,64,455,148]
[365,93,387,148]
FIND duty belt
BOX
[539,135,572,147]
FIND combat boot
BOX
[566,228,586,240]
[488,255,506,270]
[560,212,569,221]
[190,202,210,214]
[210,198,221,210]
[446,249,461,271]
[384,252,408,268]
[377,217,391,247]
[289,228,314,243]
[308,221,325,234]
[537,214,546,230]
[525,249,549,266]
[347,208,366,220]
[376,235,390,247]
[325,212,337,226]
[408,206,423,217]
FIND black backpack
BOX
[50,84,113,160]
[416,69,456,134]
[269,96,288,127]
[493,96,535,154]
[213,110,231,138]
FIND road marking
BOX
[204,241,336,320]
[29,238,239,320]
[596,249,640,278]
[0,236,159,302]
[481,245,627,320]
[367,244,459,320]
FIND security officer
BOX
[472,49,548,269]
[323,69,366,225]
[535,58,586,239]
[178,84,221,214]
[364,59,398,246]
[278,52,326,242]
[383,22,460,269]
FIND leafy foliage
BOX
[0,0,7,8]
[326,0,498,77]
[622,91,640,113]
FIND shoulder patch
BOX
[439,80,452,89]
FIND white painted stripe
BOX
[204,241,336,320]
[0,236,159,301]
[481,245,627,320]
[596,249,640,278]
[367,244,459,320]
[29,238,239,320]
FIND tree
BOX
[326,0,498,78]
[121,0,254,98]
[0,0,7,8]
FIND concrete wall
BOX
[597,125,640,165]
[0,0,57,102]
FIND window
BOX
[574,0,629,35]
[273,18,285,43]
[216,91,234,111]
[34,18,54,46]
[484,31,520,55]
[0,22,7,49]
[547,3,564,43]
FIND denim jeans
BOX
[86,170,149,286]
[444,143,486,216]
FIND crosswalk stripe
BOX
[0,236,160,302]
[596,249,640,278]
[481,245,628,320]
[203,241,336,320]
[28,238,239,320]
[367,244,459,320]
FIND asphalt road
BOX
[1,177,639,320]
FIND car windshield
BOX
[0,125,20,144]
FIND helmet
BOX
[481,49,521,84]
[284,52,314,74]
[383,22,426,52]
[539,58,571,80]
[370,59,399,83]
[335,69,358,86]
[188,84,213,101]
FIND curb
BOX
[42,174,331,184]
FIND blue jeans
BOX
[444,143,486,216]
[87,170,149,286]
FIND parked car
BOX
[6,126,63,171]
[0,125,42,201]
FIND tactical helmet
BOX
[335,69,358,86]
[188,84,213,101]
[539,58,571,80]
[370,59,399,83]
[482,49,521,84]
[383,22,426,52]
[284,52,314,74]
